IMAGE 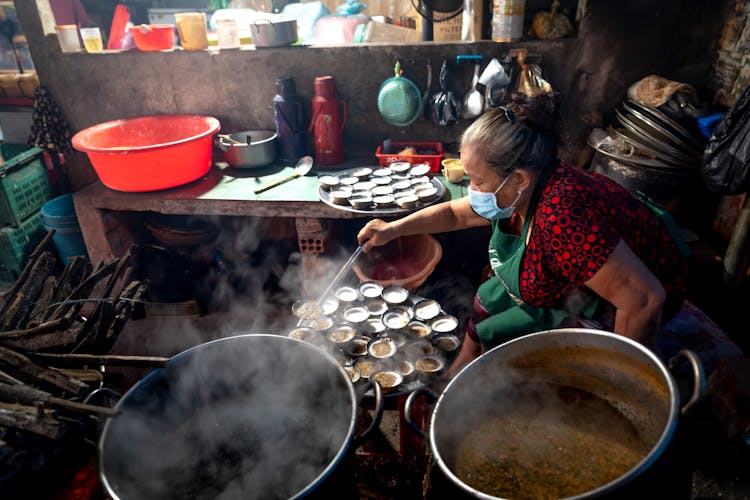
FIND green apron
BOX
[476,170,598,348]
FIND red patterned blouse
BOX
[519,163,688,319]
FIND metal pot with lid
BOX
[218,130,278,168]
[406,328,704,499]
[99,334,382,499]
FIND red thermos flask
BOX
[309,76,347,165]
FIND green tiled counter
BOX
[73,160,466,265]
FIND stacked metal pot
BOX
[589,99,706,209]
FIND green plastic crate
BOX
[0,210,46,287]
[0,146,51,227]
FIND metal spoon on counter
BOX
[254,155,314,194]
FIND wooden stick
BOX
[0,231,55,320]
[0,318,68,339]
[42,257,90,323]
[0,346,87,395]
[0,402,65,439]
[47,259,118,322]
[26,275,58,328]
[1,252,56,330]
[32,352,169,368]
[0,383,117,417]
[0,328,79,352]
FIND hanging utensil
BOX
[423,58,433,120]
[429,59,461,126]
[457,55,484,119]
[254,155,313,194]
[377,60,423,127]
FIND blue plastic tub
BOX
[41,194,88,261]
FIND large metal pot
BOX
[99,334,382,499]
[218,130,277,168]
[249,15,298,48]
[407,328,703,499]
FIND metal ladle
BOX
[219,133,248,145]
[254,155,313,194]
[293,245,364,325]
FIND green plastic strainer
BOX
[377,61,423,127]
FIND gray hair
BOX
[459,107,555,177]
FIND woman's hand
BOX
[357,219,398,252]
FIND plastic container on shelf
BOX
[492,0,525,41]
[375,141,444,173]
[130,24,175,51]
[71,115,220,192]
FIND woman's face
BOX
[462,144,518,205]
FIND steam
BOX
[102,335,354,499]
[127,217,359,357]
[105,219,371,498]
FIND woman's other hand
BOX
[357,219,397,252]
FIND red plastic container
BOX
[352,234,442,290]
[375,141,444,173]
[129,24,175,51]
[72,115,220,192]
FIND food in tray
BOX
[290,286,461,393]
[319,165,444,213]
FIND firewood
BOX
[55,368,103,384]
[46,259,119,322]
[0,317,68,339]
[0,402,65,439]
[0,346,87,395]
[0,252,57,331]
[31,353,169,369]
[0,368,23,385]
[103,281,146,349]
[0,327,79,352]
[42,256,89,324]
[26,275,58,328]
[73,249,135,353]
[0,231,55,320]
[0,382,117,417]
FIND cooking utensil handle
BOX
[668,349,705,415]
[253,172,299,194]
[353,380,383,444]
[404,388,437,439]
[316,245,363,304]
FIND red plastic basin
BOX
[130,24,175,51]
[72,115,220,192]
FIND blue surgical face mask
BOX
[468,174,522,220]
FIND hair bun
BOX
[505,92,560,134]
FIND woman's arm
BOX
[357,197,489,251]
[585,239,666,344]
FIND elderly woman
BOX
[357,107,689,376]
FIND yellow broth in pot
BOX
[453,381,651,500]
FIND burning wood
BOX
[0,233,147,478]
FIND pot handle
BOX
[353,379,383,444]
[668,349,706,415]
[404,388,438,439]
[253,18,277,31]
